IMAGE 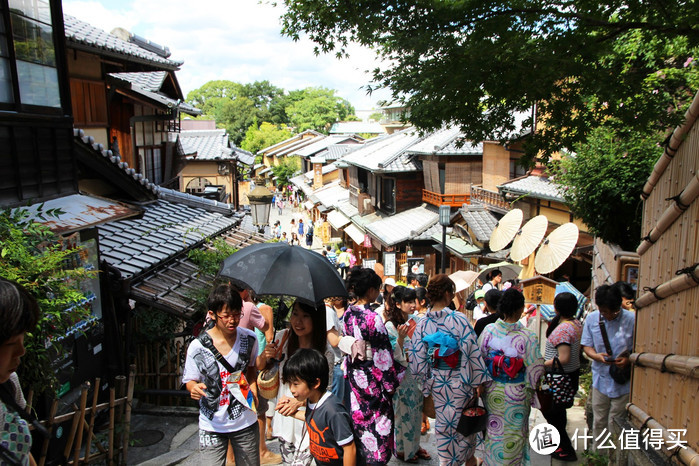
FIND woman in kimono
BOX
[478,288,545,465]
[343,267,404,465]
[384,286,430,462]
[408,274,489,466]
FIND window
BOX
[141,146,163,184]
[510,159,527,179]
[0,0,61,109]
[357,168,368,192]
[438,162,446,193]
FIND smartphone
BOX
[406,318,417,338]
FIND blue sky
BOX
[62,0,392,111]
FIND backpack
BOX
[465,290,478,311]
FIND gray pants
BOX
[199,423,260,465]
[591,387,629,453]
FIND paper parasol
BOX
[534,223,579,274]
[488,209,523,252]
[510,215,549,262]
[449,270,479,293]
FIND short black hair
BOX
[416,273,429,287]
[498,288,525,319]
[554,292,578,319]
[207,283,243,315]
[484,289,502,311]
[346,267,381,299]
[595,284,622,311]
[0,278,40,345]
[613,281,635,300]
[282,348,329,393]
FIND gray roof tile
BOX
[341,128,422,173]
[498,175,565,202]
[365,205,439,246]
[407,126,483,156]
[179,129,234,160]
[98,200,236,278]
[64,15,182,69]
[460,205,499,242]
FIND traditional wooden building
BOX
[64,15,200,188]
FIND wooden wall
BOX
[632,99,699,458]
[395,173,424,211]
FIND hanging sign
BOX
[363,234,372,248]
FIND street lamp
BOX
[439,205,451,274]
[248,183,274,234]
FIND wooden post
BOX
[83,378,101,463]
[120,365,136,465]
[114,375,126,462]
[108,387,115,466]
[37,399,58,466]
[72,383,90,465]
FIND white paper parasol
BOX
[534,223,579,274]
[449,270,479,293]
[510,215,549,262]
[488,209,523,252]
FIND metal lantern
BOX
[248,184,274,230]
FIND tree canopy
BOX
[240,121,294,158]
[279,0,699,160]
[186,80,357,144]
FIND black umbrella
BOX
[218,242,347,305]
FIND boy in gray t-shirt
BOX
[280,348,356,465]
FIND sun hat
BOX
[474,289,486,300]
[384,278,396,287]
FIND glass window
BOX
[16,59,58,106]
[11,14,55,66]
[0,58,13,102]
[8,0,51,24]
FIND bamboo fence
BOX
[26,365,136,466]
[629,89,699,463]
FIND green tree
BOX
[280,0,699,160]
[551,126,659,250]
[186,80,242,115]
[240,80,286,124]
[0,208,93,396]
[271,157,301,187]
[285,87,355,133]
[218,96,259,145]
[240,122,294,156]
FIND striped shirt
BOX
[544,319,583,374]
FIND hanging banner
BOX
[363,234,372,248]
[384,252,396,277]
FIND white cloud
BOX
[61,0,392,110]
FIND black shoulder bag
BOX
[599,319,631,384]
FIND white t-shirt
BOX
[326,305,343,362]
[182,328,258,433]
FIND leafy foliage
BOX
[240,122,294,155]
[271,157,302,188]
[551,126,659,250]
[286,87,355,132]
[187,237,240,277]
[0,208,93,396]
[279,0,699,161]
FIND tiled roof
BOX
[73,128,160,198]
[365,205,439,246]
[461,205,499,242]
[337,200,359,219]
[98,200,237,278]
[235,148,255,166]
[179,129,234,160]
[340,128,421,173]
[406,126,483,156]
[259,130,323,155]
[108,73,201,115]
[312,181,349,209]
[158,187,238,216]
[498,175,564,202]
[293,135,358,158]
[109,71,168,91]
[64,15,182,69]
[329,121,385,135]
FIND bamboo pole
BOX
[627,403,699,465]
[637,173,699,255]
[83,378,101,464]
[630,353,699,378]
[72,383,90,465]
[635,265,699,309]
[37,399,58,466]
[114,375,126,463]
[120,365,136,465]
[62,406,81,461]
[108,387,115,466]
[642,90,699,200]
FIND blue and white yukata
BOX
[408,307,490,465]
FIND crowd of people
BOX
[0,265,636,466]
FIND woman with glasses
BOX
[408,274,489,466]
[183,283,260,465]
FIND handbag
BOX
[456,392,488,437]
[540,357,575,410]
[599,320,632,385]
[257,331,290,400]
